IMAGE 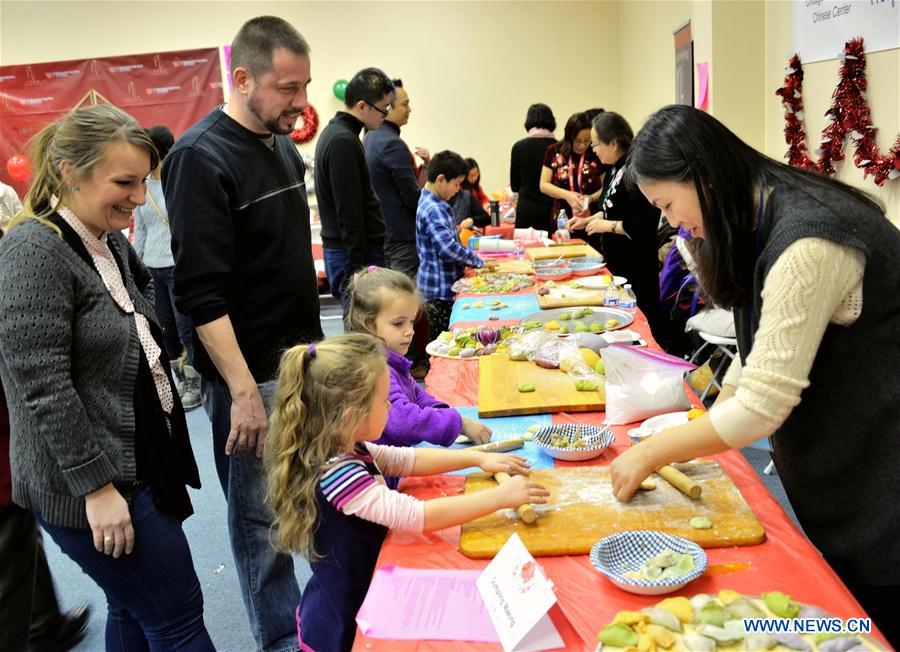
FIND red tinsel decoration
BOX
[776,38,900,186]
[290,104,319,144]
[775,55,816,170]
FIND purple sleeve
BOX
[412,383,446,410]
[380,370,462,447]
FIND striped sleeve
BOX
[319,458,377,511]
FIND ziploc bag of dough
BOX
[601,345,695,424]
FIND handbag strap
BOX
[145,190,169,228]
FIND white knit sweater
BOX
[708,237,865,448]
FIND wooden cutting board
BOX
[477,354,604,417]
[535,281,606,308]
[490,259,534,275]
[526,244,600,260]
[460,462,766,558]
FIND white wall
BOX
[0,0,622,194]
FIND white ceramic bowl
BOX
[590,531,707,595]
[626,426,654,446]
[641,411,689,435]
[571,263,605,277]
[534,266,573,282]
[533,258,572,269]
[573,275,627,290]
[568,257,606,277]
[532,424,614,461]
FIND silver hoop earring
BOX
[70,184,79,192]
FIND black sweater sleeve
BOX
[469,193,491,228]
[162,146,236,326]
[613,184,661,245]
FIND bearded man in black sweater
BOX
[162,16,322,652]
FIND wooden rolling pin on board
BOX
[468,438,524,453]
[656,464,702,499]
[493,472,538,524]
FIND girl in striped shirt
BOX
[264,333,548,652]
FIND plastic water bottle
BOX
[619,283,637,309]
[604,282,619,307]
[554,210,570,243]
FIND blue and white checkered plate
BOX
[532,424,614,461]
[590,530,707,595]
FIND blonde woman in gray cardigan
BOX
[0,105,214,651]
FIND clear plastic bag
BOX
[600,345,696,424]
[505,330,556,361]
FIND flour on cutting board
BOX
[459,461,766,558]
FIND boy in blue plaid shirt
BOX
[416,151,486,342]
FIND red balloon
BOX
[7,155,32,182]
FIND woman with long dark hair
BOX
[539,111,605,235]
[461,157,489,208]
[567,111,661,338]
[610,105,900,647]
[510,104,557,231]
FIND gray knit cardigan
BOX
[0,218,158,528]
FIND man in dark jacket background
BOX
[364,79,430,279]
[363,79,430,375]
[315,67,394,317]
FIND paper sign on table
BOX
[355,565,499,642]
[476,533,564,652]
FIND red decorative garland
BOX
[776,38,900,186]
[290,104,319,144]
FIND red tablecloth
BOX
[352,264,887,650]
[483,224,515,239]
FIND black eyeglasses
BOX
[364,100,391,117]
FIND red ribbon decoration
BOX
[290,104,319,145]
[776,37,900,187]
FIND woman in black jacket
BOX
[509,103,558,232]
[567,111,661,338]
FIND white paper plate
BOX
[640,411,689,435]
[572,275,627,290]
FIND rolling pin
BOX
[493,472,538,523]
[655,464,702,499]
[470,438,524,453]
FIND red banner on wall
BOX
[0,47,224,196]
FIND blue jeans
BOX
[323,247,385,319]
[149,266,194,365]
[36,486,214,651]
[201,375,302,652]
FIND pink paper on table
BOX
[696,61,709,111]
[356,564,500,642]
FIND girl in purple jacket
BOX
[347,266,492,451]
